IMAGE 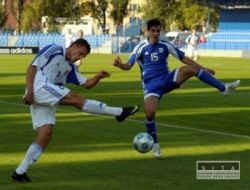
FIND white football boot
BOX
[152,143,161,158]
[223,80,240,96]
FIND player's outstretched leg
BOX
[195,69,240,95]
[82,99,140,122]
[60,92,140,122]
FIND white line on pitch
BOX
[0,100,250,139]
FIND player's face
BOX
[66,45,89,62]
[148,25,161,44]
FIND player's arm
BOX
[181,56,215,75]
[113,56,133,70]
[81,70,110,89]
[23,64,37,105]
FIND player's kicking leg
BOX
[60,91,140,122]
[195,68,240,95]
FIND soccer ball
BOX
[133,132,154,153]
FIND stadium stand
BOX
[13,33,110,50]
[200,1,250,51]
[0,33,10,46]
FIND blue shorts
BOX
[143,69,180,99]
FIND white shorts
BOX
[187,47,199,59]
[30,75,70,130]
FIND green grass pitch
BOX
[0,54,250,190]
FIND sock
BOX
[196,69,225,92]
[82,99,122,116]
[16,143,43,175]
[145,120,158,143]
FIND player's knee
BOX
[61,92,85,109]
[70,94,83,108]
[185,66,197,76]
[39,125,53,141]
[44,129,53,141]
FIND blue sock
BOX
[196,69,225,92]
[145,120,158,143]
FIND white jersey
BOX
[186,34,199,49]
[65,33,74,48]
[32,44,87,85]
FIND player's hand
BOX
[113,56,122,67]
[96,70,111,79]
[23,91,34,105]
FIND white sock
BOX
[82,99,122,116]
[16,143,43,174]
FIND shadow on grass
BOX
[0,78,249,189]
[0,150,250,190]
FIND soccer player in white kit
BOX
[65,28,74,48]
[12,39,139,182]
[185,29,200,61]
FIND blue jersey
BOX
[128,39,185,82]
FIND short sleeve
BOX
[66,65,87,85]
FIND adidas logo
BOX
[145,51,149,55]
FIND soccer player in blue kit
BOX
[12,39,139,182]
[113,19,240,158]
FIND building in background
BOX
[2,0,145,35]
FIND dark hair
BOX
[70,38,91,53]
[147,19,161,30]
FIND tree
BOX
[109,0,130,26]
[177,0,218,31]
[141,0,178,31]
[180,0,207,29]
[34,0,83,33]
[0,0,7,30]
[43,0,82,20]
[81,0,109,34]
[21,0,43,32]
[141,0,218,32]
[11,0,25,34]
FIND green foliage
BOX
[47,24,61,33]
[176,0,213,30]
[141,0,218,31]
[42,0,82,19]
[21,0,43,33]
[109,0,130,25]
[19,0,84,33]
[180,0,207,29]
[81,0,109,34]
[141,0,178,31]
[0,0,6,28]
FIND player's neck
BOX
[148,38,159,45]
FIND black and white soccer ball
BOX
[133,132,154,153]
